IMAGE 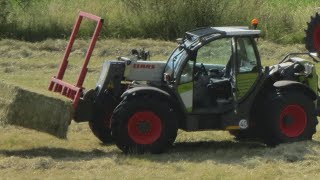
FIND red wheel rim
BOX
[128,111,162,144]
[280,105,307,138]
[313,25,320,51]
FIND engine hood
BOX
[124,60,166,82]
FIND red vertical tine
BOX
[56,15,83,80]
[76,19,103,87]
[48,11,104,109]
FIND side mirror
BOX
[176,38,186,50]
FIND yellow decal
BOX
[107,82,114,89]
[225,126,240,130]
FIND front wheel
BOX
[111,96,178,154]
[260,91,318,146]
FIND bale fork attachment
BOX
[48,11,104,109]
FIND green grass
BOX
[0,0,319,43]
[0,38,176,91]
[2,123,320,179]
[1,39,320,179]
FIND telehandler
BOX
[49,12,320,153]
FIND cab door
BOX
[235,37,261,100]
[177,60,195,112]
[177,38,234,113]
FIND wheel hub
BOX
[137,120,152,133]
[280,105,307,138]
[283,115,295,125]
[127,111,162,145]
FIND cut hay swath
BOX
[0,80,73,138]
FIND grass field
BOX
[1,39,320,179]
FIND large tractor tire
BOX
[305,13,320,52]
[111,96,178,154]
[89,96,118,144]
[89,110,113,144]
[260,91,318,146]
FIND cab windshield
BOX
[164,48,187,80]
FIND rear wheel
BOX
[111,96,178,154]
[261,91,317,146]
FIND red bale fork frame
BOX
[48,11,103,109]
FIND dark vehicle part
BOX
[131,48,150,60]
[89,92,119,143]
[274,80,317,100]
[306,13,320,53]
[260,91,318,146]
[229,129,259,141]
[111,97,178,154]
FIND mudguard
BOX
[121,86,170,99]
[273,80,317,100]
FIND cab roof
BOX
[186,26,261,38]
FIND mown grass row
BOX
[0,0,319,43]
[1,39,320,179]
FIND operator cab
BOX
[164,26,262,114]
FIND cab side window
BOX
[179,60,194,84]
[197,38,232,74]
[236,38,258,73]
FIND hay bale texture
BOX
[0,80,73,138]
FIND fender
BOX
[273,80,317,100]
[121,86,186,127]
[121,86,171,99]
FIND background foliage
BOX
[0,0,319,43]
